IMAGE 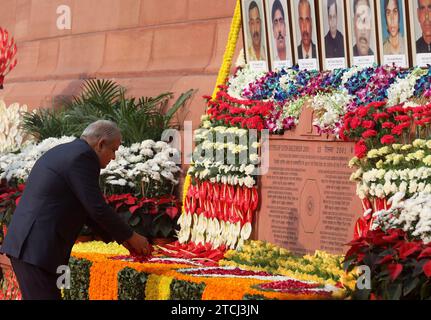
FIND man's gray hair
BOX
[81,120,121,142]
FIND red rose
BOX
[382,122,395,129]
[362,129,378,138]
[394,115,411,122]
[358,106,370,118]
[350,117,362,129]
[381,135,396,145]
[362,120,375,129]
[372,112,389,121]
[354,140,368,158]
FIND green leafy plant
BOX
[118,267,148,300]
[63,257,92,300]
[169,279,205,300]
[21,79,195,145]
[63,79,195,146]
[344,228,431,300]
[20,108,69,142]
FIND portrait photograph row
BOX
[240,0,431,72]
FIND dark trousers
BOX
[9,257,62,300]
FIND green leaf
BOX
[384,283,402,300]
[129,215,141,227]
[403,277,420,297]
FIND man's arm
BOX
[66,151,133,243]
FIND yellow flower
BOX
[424,155,431,166]
[367,149,379,159]
[376,160,384,169]
[413,139,426,148]
[72,241,129,255]
[401,144,412,151]
[392,144,402,151]
[378,146,391,156]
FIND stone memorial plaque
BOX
[253,105,362,255]
[255,138,362,255]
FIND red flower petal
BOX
[387,263,403,281]
[398,242,421,259]
[423,260,431,277]
[418,247,431,259]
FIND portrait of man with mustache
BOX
[297,0,317,59]
[416,0,431,54]
[246,0,267,61]
[271,0,288,62]
[352,0,375,56]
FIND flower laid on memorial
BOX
[65,239,344,300]
[219,240,354,294]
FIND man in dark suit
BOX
[0,120,150,300]
[325,0,345,58]
[297,0,317,59]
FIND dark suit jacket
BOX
[0,139,133,273]
[297,42,317,60]
[416,37,431,54]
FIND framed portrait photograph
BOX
[376,0,409,67]
[346,0,379,67]
[290,0,320,70]
[264,0,294,71]
[409,0,431,67]
[240,0,270,72]
[318,0,349,70]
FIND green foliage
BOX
[63,257,92,300]
[20,108,69,141]
[344,229,431,300]
[117,267,148,300]
[169,279,205,300]
[21,79,195,146]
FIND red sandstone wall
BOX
[0,0,242,129]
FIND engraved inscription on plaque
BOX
[256,140,362,255]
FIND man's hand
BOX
[123,232,151,256]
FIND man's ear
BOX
[96,138,105,152]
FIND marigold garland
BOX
[145,274,173,300]
[211,0,242,100]
[181,174,191,215]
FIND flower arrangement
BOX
[0,27,18,89]
[344,227,431,300]
[0,100,33,154]
[0,136,76,185]
[100,140,182,197]
[220,240,354,292]
[105,193,181,239]
[371,192,431,244]
[66,239,344,300]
